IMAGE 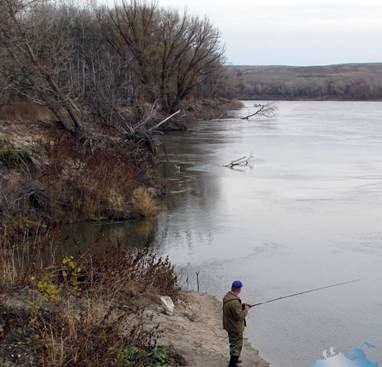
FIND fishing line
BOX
[249,278,360,308]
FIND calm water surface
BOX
[152,101,382,367]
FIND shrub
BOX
[86,248,180,300]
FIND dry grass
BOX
[0,123,159,225]
[35,295,161,367]
[132,186,158,217]
[44,134,141,221]
[31,249,178,366]
[0,223,54,291]
[0,226,179,366]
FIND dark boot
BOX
[228,356,239,367]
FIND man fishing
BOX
[223,280,250,367]
[222,278,359,367]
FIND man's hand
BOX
[243,304,250,316]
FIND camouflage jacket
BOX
[223,291,246,335]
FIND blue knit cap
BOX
[232,280,243,289]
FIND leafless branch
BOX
[224,154,254,168]
[241,103,278,120]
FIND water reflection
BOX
[61,219,158,256]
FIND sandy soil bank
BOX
[148,291,269,367]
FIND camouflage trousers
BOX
[228,332,243,357]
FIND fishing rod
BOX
[247,278,360,308]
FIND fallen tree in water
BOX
[241,103,278,120]
[224,155,254,168]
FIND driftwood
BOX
[148,110,181,132]
[126,108,181,136]
[224,155,253,168]
[241,103,277,120]
[132,100,161,132]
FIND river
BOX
[153,101,382,367]
[68,101,382,366]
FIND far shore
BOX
[239,97,382,102]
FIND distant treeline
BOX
[0,0,234,132]
[229,64,382,100]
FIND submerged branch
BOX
[241,103,277,120]
[224,155,253,168]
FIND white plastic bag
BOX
[160,296,175,315]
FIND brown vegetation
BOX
[44,133,154,222]
[0,224,52,290]
[0,0,233,132]
[132,187,158,218]
[0,120,158,227]
[0,223,179,366]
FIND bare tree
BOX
[0,0,233,132]
[0,0,83,133]
[102,1,160,109]
[103,1,224,114]
[165,16,223,112]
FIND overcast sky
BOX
[104,0,382,66]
